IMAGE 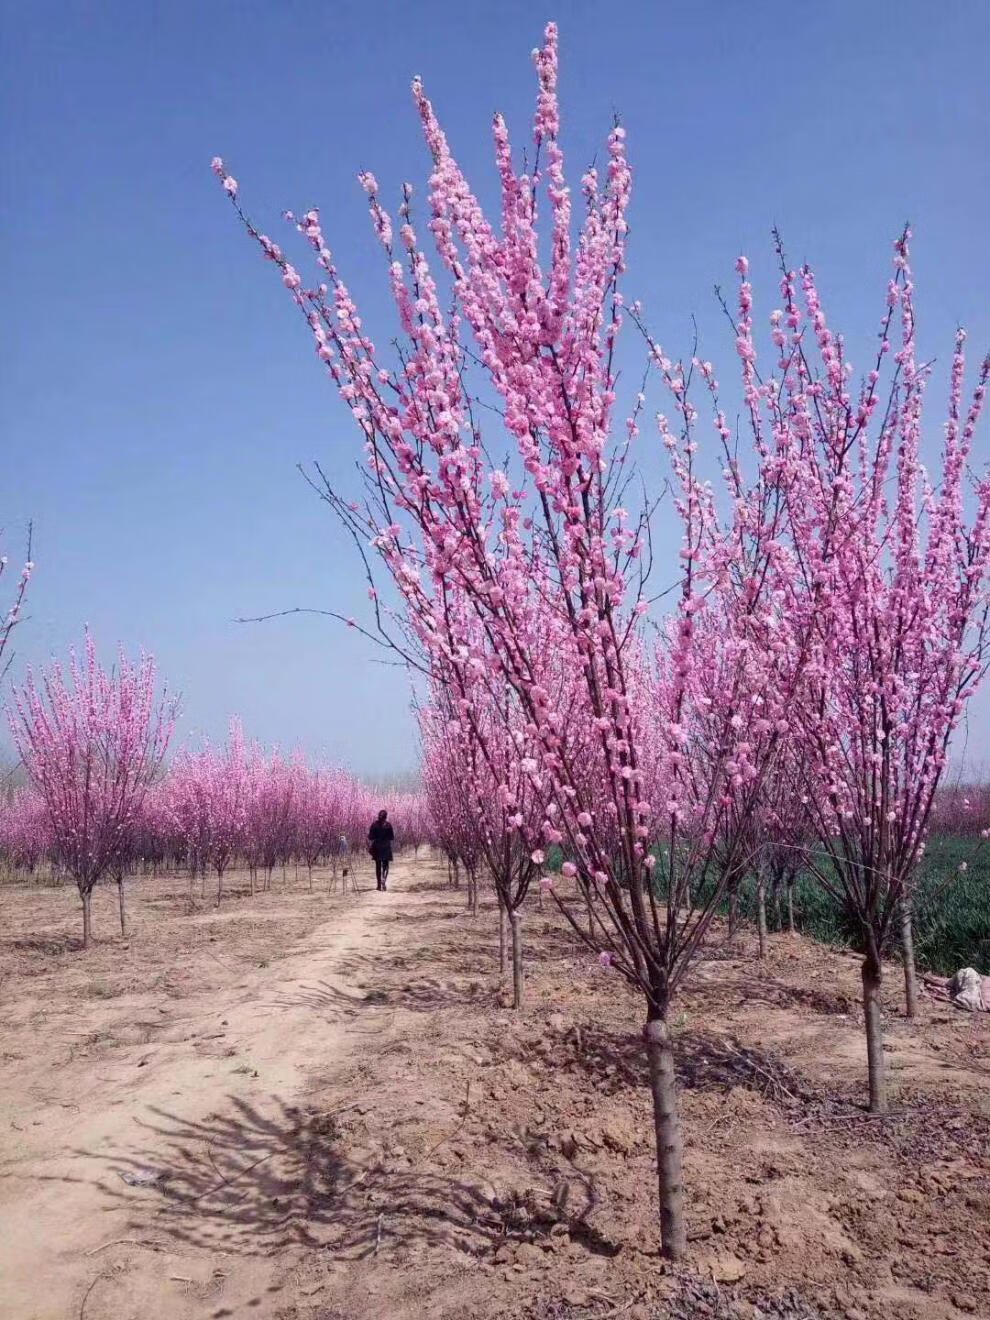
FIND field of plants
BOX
[687,833,990,978]
[3,14,990,1320]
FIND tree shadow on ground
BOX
[56,1094,502,1261]
[263,974,482,1020]
[5,933,81,956]
[551,1022,814,1108]
[689,971,854,1017]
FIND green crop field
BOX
[728,836,989,975]
[548,837,989,975]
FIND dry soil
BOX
[1,853,988,1320]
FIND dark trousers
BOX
[375,857,390,889]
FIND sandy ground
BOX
[1,853,988,1320]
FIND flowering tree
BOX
[777,235,990,1105]
[9,634,176,945]
[243,745,299,892]
[295,764,338,888]
[170,723,249,905]
[213,24,815,1257]
[420,695,485,912]
[0,787,50,878]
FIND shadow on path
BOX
[57,1093,501,1261]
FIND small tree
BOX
[779,237,990,1106]
[214,24,809,1256]
[9,634,175,946]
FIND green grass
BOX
[547,835,989,975]
[909,836,990,975]
[743,836,990,975]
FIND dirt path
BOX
[0,857,430,1320]
[2,857,988,1320]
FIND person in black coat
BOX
[368,809,394,891]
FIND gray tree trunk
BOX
[81,888,92,948]
[510,911,524,1009]
[900,892,918,1019]
[862,949,887,1113]
[644,1014,686,1260]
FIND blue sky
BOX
[3,0,989,777]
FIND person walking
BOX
[368,809,394,891]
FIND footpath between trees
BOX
[0,852,987,1319]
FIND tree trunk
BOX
[498,902,508,977]
[585,883,594,938]
[510,910,524,1009]
[644,1014,686,1260]
[786,875,795,933]
[216,870,224,908]
[728,881,739,941]
[900,892,918,1019]
[862,949,887,1113]
[117,875,127,937]
[81,888,92,949]
[757,871,768,960]
[308,863,314,892]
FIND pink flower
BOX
[599,951,612,969]
[223,176,239,196]
[531,849,545,865]
[561,861,577,878]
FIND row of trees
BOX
[2,638,431,943]
[216,22,990,1261]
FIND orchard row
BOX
[2,639,430,937]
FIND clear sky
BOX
[3,0,989,778]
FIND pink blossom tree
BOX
[213,24,812,1256]
[419,695,485,911]
[243,745,298,892]
[776,234,990,1105]
[0,787,50,879]
[9,634,176,945]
